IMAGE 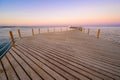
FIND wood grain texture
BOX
[0,30,120,80]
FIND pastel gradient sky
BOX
[0,0,120,26]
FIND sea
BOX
[85,27,120,44]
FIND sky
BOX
[0,0,120,26]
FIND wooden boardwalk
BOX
[0,30,120,80]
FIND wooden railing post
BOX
[81,27,82,32]
[38,28,40,34]
[9,31,15,47]
[88,28,89,34]
[18,29,21,39]
[97,29,101,39]
[32,28,34,37]
[79,27,82,32]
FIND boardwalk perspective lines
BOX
[0,30,120,80]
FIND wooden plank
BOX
[9,49,41,80]
[33,37,120,66]
[18,39,120,79]
[39,42,120,74]
[15,46,66,80]
[1,56,19,80]
[46,46,120,73]
[19,42,114,80]
[21,38,119,67]
[6,52,31,80]
[18,44,90,80]
[0,61,7,80]
[23,45,102,80]
[46,49,120,79]
[40,46,120,79]
[7,30,120,80]
[12,47,55,80]
[17,45,80,80]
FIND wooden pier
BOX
[0,30,120,80]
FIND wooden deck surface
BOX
[0,30,120,80]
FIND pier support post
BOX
[9,31,15,47]
[88,28,90,35]
[18,29,21,39]
[81,28,83,32]
[32,29,34,37]
[97,29,101,39]
[38,28,40,34]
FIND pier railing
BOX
[9,27,101,47]
[0,27,71,59]
[0,26,101,59]
[70,27,101,38]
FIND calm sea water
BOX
[0,27,120,44]
[85,27,120,44]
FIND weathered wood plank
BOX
[15,46,66,80]
[19,41,115,80]
[6,52,31,80]
[36,42,120,74]
[16,45,80,80]
[0,61,7,80]
[21,46,90,80]
[12,47,55,80]
[1,30,120,80]
[18,38,120,77]
[9,49,42,80]
[29,39,120,66]
[1,56,19,80]
[18,44,102,80]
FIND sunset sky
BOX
[0,0,120,26]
